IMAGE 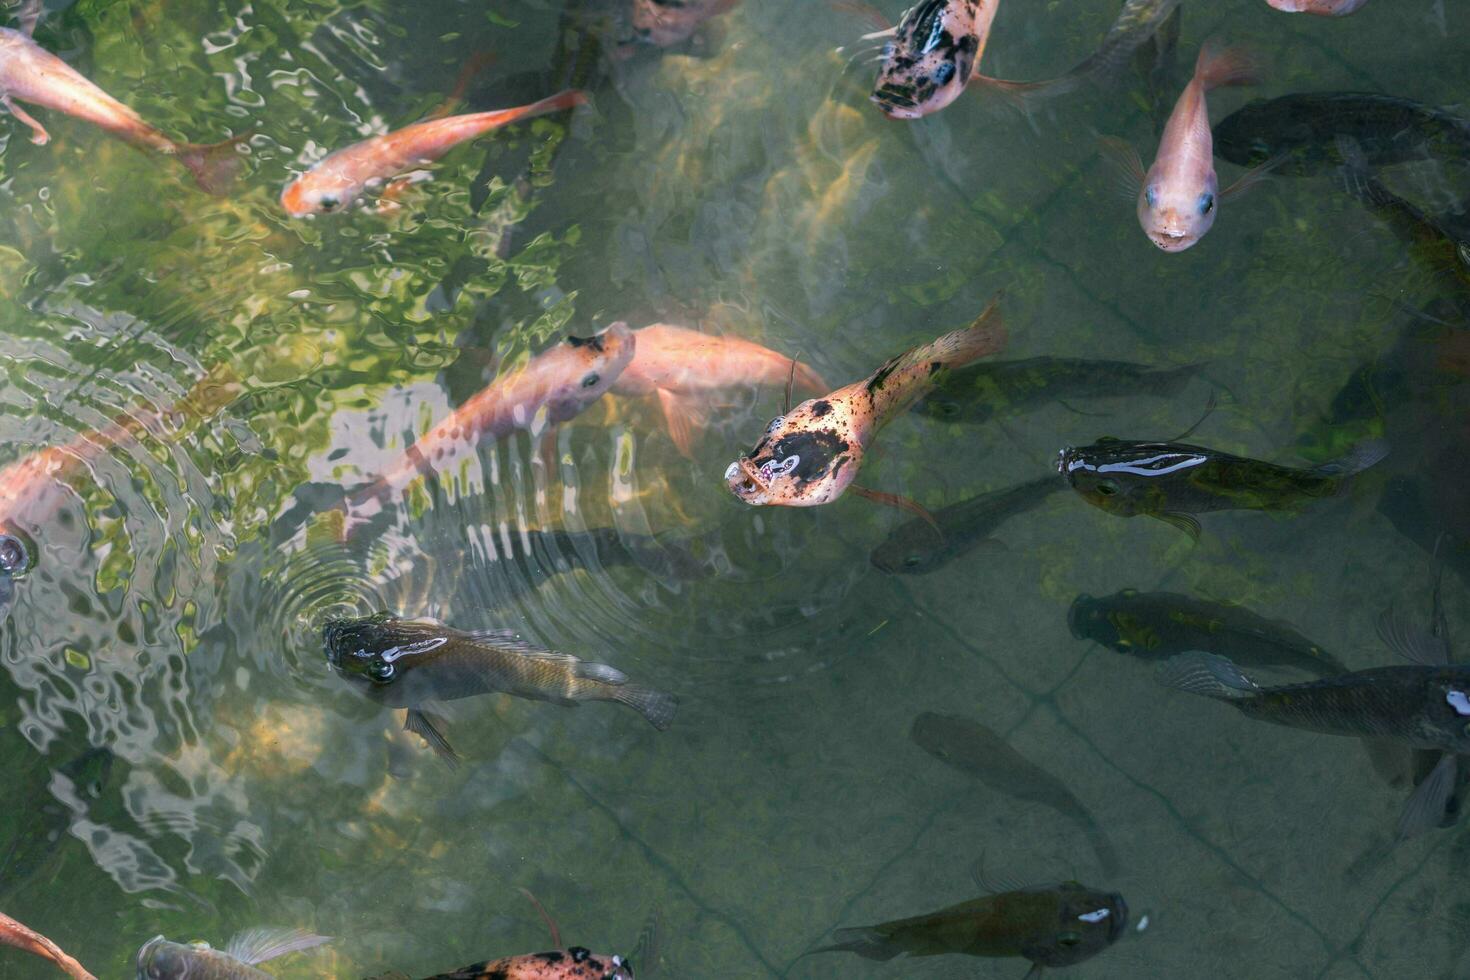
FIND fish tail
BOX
[904,296,1007,376]
[609,683,678,730]
[1155,651,1258,700]
[811,927,900,961]
[468,89,588,133]
[177,132,251,195]
[1193,40,1260,92]
[1315,438,1389,484]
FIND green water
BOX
[2,0,1470,976]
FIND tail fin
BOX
[471,89,588,132]
[1315,438,1390,480]
[1155,651,1258,700]
[1193,41,1260,92]
[611,684,678,730]
[177,133,250,195]
[928,296,1008,370]
[811,927,900,961]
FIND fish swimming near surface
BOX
[622,0,742,48]
[913,356,1200,425]
[1158,651,1470,838]
[725,298,1006,508]
[813,880,1127,974]
[280,89,586,217]
[135,929,329,980]
[1069,589,1350,678]
[0,27,243,192]
[870,475,1060,574]
[868,0,1000,120]
[1214,92,1470,176]
[610,323,828,457]
[340,323,635,539]
[1056,436,1388,538]
[323,612,676,763]
[1101,41,1271,251]
[1262,0,1369,14]
[0,911,95,980]
[911,711,1120,875]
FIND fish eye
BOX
[367,659,395,682]
[1198,192,1215,215]
[903,555,923,568]
[1095,480,1119,497]
[766,416,785,434]
[936,401,959,418]
[933,62,956,86]
[1058,931,1083,946]
[581,372,601,389]
[1144,186,1158,208]
[318,195,339,212]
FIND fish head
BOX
[1137,169,1218,252]
[1025,883,1129,966]
[1057,441,1201,517]
[872,0,980,120]
[725,401,860,507]
[538,321,637,422]
[323,612,449,684]
[1066,593,1108,641]
[627,0,722,47]
[1431,679,1470,750]
[135,937,202,980]
[869,519,944,573]
[280,170,358,218]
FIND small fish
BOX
[323,613,676,762]
[1214,93,1470,176]
[725,298,1006,508]
[911,712,1120,875]
[870,0,999,120]
[610,323,827,457]
[1069,588,1350,677]
[280,89,586,217]
[135,929,329,980]
[0,27,242,192]
[1101,42,1268,251]
[1056,437,1387,538]
[913,356,1200,425]
[624,0,742,48]
[870,475,1060,574]
[1,910,94,980]
[1263,0,1369,14]
[1158,651,1470,837]
[814,881,1127,972]
[341,323,635,538]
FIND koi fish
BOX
[280,89,586,217]
[610,323,828,457]
[625,0,742,48]
[870,0,999,120]
[1264,0,1369,13]
[0,911,95,980]
[0,27,242,192]
[135,929,330,980]
[1101,42,1268,251]
[341,323,634,538]
[724,298,1005,508]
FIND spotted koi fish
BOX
[871,0,998,119]
[725,298,1005,508]
[280,89,586,217]
[0,27,241,192]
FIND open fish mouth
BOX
[1149,230,1192,252]
[724,458,769,503]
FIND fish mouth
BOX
[135,936,166,973]
[724,458,769,504]
[1149,230,1193,252]
[1055,447,1078,475]
[1065,595,1093,639]
[1107,894,1129,943]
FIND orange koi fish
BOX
[725,298,1005,508]
[611,323,828,457]
[280,89,587,217]
[341,324,635,538]
[0,27,242,192]
[0,911,95,980]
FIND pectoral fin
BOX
[404,709,459,767]
[1097,136,1145,200]
[1361,738,1410,787]
[852,485,944,539]
[1396,753,1456,840]
[223,929,331,966]
[2,95,49,145]
[1152,511,1201,540]
[656,387,709,458]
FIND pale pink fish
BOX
[0,910,95,980]
[611,323,828,457]
[1264,0,1369,13]
[625,0,743,48]
[280,89,586,217]
[1101,42,1269,252]
[869,0,1000,120]
[341,324,635,538]
[0,27,242,192]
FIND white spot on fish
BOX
[1447,689,1470,716]
[1078,908,1111,923]
[1098,453,1208,477]
[382,636,449,663]
[724,461,740,480]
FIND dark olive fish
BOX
[323,613,676,762]
[1056,437,1387,537]
[870,476,1060,574]
[1214,92,1470,177]
[815,881,1127,973]
[913,357,1200,425]
[1069,589,1349,678]
[911,712,1119,875]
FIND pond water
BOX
[2,0,1470,977]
